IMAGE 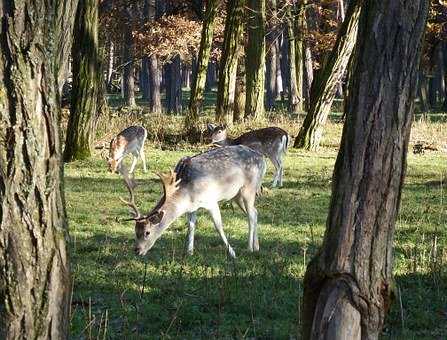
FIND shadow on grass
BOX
[70,229,309,339]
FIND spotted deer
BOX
[207,124,288,187]
[119,145,266,258]
[107,126,147,174]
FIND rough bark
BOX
[216,0,245,125]
[302,1,429,339]
[64,0,100,161]
[186,0,218,132]
[245,0,266,119]
[0,0,78,338]
[234,50,246,123]
[294,0,362,150]
[265,0,278,111]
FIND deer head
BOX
[207,123,227,144]
[120,168,181,256]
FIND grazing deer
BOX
[120,145,266,258]
[107,126,147,174]
[207,124,288,187]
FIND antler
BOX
[157,169,181,198]
[119,165,140,218]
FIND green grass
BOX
[66,119,446,339]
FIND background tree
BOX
[294,0,362,150]
[216,0,245,125]
[245,0,266,119]
[0,0,78,338]
[302,0,429,338]
[186,0,219,133]
[64,0,101,161]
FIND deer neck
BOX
[153,192,189,233]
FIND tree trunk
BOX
[234,47,246,123]
[187,0,218,132]
[148,55,162,112]
[123,10,136,107]
[0,1,78,338]
[285,5,302,113]
[294,0,362,150]
[166,55,182,113]
[141,57,150,101]
[245,0,266,119]
[265,0,278,111]
[295,0,305,112]
[302,1,429,339]
[64,0,100,161]
[216,0,245,125]
[280,34,291,101]
[303,45,314,109]
[106,39,114,88]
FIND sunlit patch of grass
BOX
[66,117,447,338]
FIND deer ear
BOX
[207,123,216,132]
[147,211,164,225]
[221,124,227,130]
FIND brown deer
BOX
[107,126,147,174]
[207,124,288,187]
[119,145,266,258]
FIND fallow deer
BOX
[120,145,266,258]
[207,124,288,187]
[107,125,147,174]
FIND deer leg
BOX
[129,154,138,174]
[242,192,259,252]
[186,212,197,255]
[208,205,236,258]
[140,147,147,173]
[270,157,281,188]
[234,193,247,214]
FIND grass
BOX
[66,111,447,339]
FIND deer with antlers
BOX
[107,126,147,174]
[120,145,266,258]
[207,124,288,187]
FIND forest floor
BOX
[66,110,447,339]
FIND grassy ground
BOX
[66,112,447,339]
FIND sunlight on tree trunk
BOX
[245,0,266,119]
[294,0,362,150]
[302,1,429,338]
[186,0,219,135]
[64,0,100,161]
[0,1,78,338]
[216,0,245,125]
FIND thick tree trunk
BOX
[280,34,291,100]
[245,0,266,119]
[187,0,218,132]
[123,10,136,107]
[303,45,314,109]
[265,0,278,111]
[148,55,162,112]
[294,0,362,150]
[64,0,100,161]
[234,48,246,123]
[0,1,78,338]
[216,0,244,125]
[205,61,217,91]
[166,55,182,113]
[302,1,429,339]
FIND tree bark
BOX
[187,0,218,132]
[294,0,362,150]
[234,47,246,123]
[302,1,429,339]
[216,0,245,125]
[106,39,114,88]
[148,55,162,112]
[265,0,278,111]
[165,55,182,113]
[123,9,136,107]
[295,0,305,112]
[64,0,100,161]
[0,0,78,338]
[245,0,266,119]
[285,4,302,113]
